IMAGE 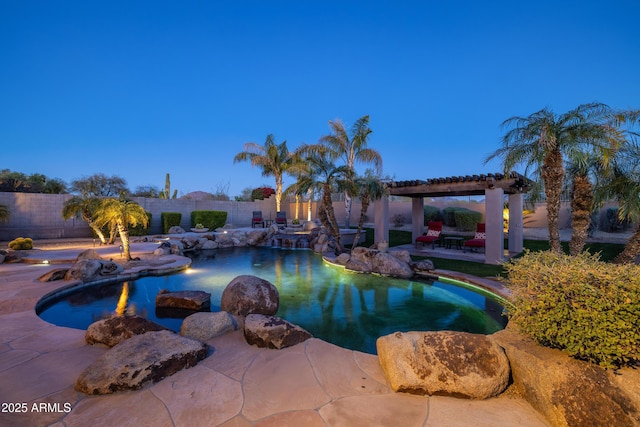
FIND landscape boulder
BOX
[377,331,510,399]
[411,259,436,272]
[490,325,640,427]
[243,314,312,349]
[75,330,208,395]
[180,311,237,341]
[85,315,170,347]
[372,252,414,278]
[156,289,211,311]
[38,268,69,282]
[168,226,185,234]
[220,275,279,316]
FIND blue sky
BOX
[2,1,639,198]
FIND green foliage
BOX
[442,206,466,227]
[129,211,152,236]
[504,250,640,368]
[0,204,9,222]
[8,237,33,250]
[191,210,227,230]
[453,209,483,231]
[423,205,442,224]
[161,212,182,233]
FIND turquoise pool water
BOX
[37,247,506,354]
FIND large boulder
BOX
[490,326,640,427]
[411,259,435,272]
[372,252,414,279]
[64,259,102,281]
[85,315,170,347]
[376,331,510,399]
[168,226,185,234]
[220,275,279,316]
[156,289,211,311]
[243,314,312,349]
[75,330,208,395]
[180,311,237,341]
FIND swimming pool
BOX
[37,247,507,354]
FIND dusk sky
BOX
[2,1,639,198]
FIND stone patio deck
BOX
[0,240,550,427]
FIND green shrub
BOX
[161,212,182,233]
[129,211,152,236]
[442,206,465,227]
[191,210,227,230]
[423,205,442,224]
[8,237,33,250]
[454,209,482,231]
[504,250,640,368]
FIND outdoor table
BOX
[443,236,464,250]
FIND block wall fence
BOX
[1,192,576,241]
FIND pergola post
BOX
[484,187,504,265]
[412,197,424,243]
[374,196,389,244]
[508,192,524,254]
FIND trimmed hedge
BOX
[442,206,466,227]
[453,209,482,231]
[161,212,182,233]
[191,210,227,230]
[423,205,442,224]
[504,250,640,368]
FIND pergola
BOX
[372,172,533,265]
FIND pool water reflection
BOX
[37,247,507,354]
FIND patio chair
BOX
[275,211,288,228]
[463,223,486,253]
[415,221,443,249]
[252,211,264,228]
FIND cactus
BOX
[159,173,178,199]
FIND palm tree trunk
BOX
[542,148,565,253]
[344,194,352,229]
[307,188,313,221]
[107,223,118,245]
[569,174,593,256]
[275,174,283,212]
[614,224,640,264]
[352,193,370,249]
[84,215,107,245]
[117,222,131,260]
[320,184,342,251]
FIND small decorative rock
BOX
[220,275,279,316]
[243,314,312,349]
[75,330,208,395]
[156,289,211,311]
[376,331,510,399]
[180,311,237,341]
[85,315,170,347]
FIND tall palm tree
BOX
[233,135,295,212]
[318,115,382,228]
[293,150,351,252]
[351,172,388,248]
[62,196,109,244]
[93,197,148,260]
[485,103,621,253]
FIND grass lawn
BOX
[357,228,626,278]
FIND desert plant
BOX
[8,237,33,250]
[504,250,640,368]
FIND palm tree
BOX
[233,135,295,212]
[318,115,382,229]
[62,196,110,244]
[293,150,351,252]
[486,103,622,253]
[351,172,388,248]
[93,197,149,260]
[0,204,9,222]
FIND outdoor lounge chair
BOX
[463,223,486,252]
[252,211,264,228]
[415,221,443,249]
[275,211,288,228]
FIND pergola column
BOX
[412,197,425,243]
[484,187,504,265]
[374,196,389,244]
[508,192,524,254]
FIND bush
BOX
[504,250,640,368]
[442,206,466,227]
[454,209,482,231]
[161,212,182,233]
[8,237,33,250]
[391,213,405,227]
[129,211,152,236]
[423,205,442,224]
[191,210,227,230]
[251,187,275,201]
